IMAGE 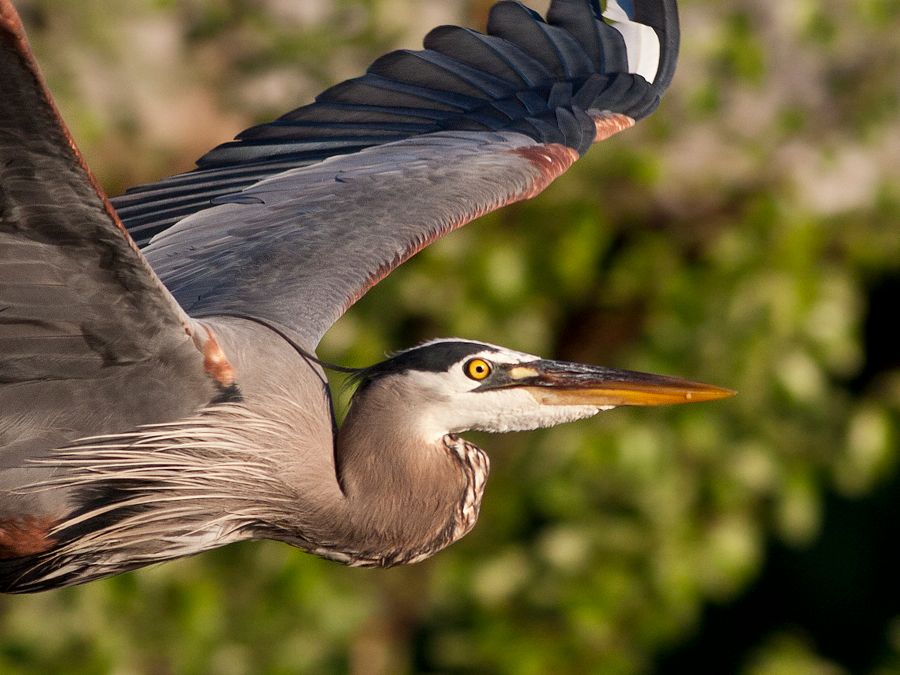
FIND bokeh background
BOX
[3,0,899,673]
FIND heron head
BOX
[350,339,734,441]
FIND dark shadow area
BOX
[850,274,900,392]
[656,469,900,673]
[657,272,900,674]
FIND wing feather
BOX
[143,132,582,348]
[0,3,217,483]
[117,0,678,348]
[112,0,678,246]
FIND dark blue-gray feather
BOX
[142,130,562,349]
[112,0,679,246]
[119,0,680,350]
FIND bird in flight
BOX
[0,0,731,593]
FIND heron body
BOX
[0,0,730,593]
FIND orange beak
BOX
[485,360,735,407]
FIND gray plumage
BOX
[0,0,730,594]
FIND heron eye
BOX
[464,358,492,381]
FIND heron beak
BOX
[489,360,736,407]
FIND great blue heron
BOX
[0,0,731,593]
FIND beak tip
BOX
[692,386,738,403]
[639,382,737,406]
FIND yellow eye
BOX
[465,358,492,381]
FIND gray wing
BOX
[114,0,678,247]
[116,0,680,350]
[0,2,221,539]
[146,131,592,348]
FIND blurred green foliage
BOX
[2,0,899,673]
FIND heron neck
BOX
[328,383,486,566]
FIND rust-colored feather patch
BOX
[590,111,635,143]
[0,516,56,559]
[200,325,236,388]
[509,143,580,199]
[0,0,26,39]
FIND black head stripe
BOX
[352,341,498,392]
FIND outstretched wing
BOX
[0,0,221,536]
[115,0,680,350]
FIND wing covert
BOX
[123,0,679,349]
[144,130,587,348]
[113,0,679,246]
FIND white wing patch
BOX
[604,0,662,84]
